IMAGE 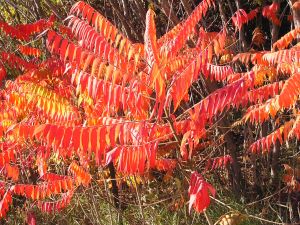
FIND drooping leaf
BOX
[188,171,215,213]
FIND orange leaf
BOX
[5,163,19,182]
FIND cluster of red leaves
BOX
[202,64,234,82]
[232,3,281,30]
[205,155,233,170]
[0,21,28,41]
[18,45,42,57]
[13,179,73,200]
[232,9,258,30]
[5,163,19,182]
[188,171,216,213]
[250,120,293,153]
[273,28,300,50]
[69,162,91,187]
[262,3,281,26]
[106,141,158,174]
[0,191,12,217]
[154,159,177,171]
[166,0,215,57]
[0,19,52,41]
[1,52,37,71]
[38,190,73,213]
[0,64,6,83]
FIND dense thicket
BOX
[0,0,299,224]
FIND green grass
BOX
[2,176,281,225]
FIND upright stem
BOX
[226,0,235,17]
[44,0,64,20]
[204,211,213,225]
[133,176,145,224]
[270,122,280,188]
[246,123,262,198]
[132,0,146,28]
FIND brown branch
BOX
[217,0,228,31]
[121,0,130,17]
[181,0,193,15]
[33,0,44,20]
[226,0,235,16]
[165,109,181,150]
[270,121,281,188]
[132,0,146,28]
[159,0,181,26]
[110,0,143,42]
[43,0,64,20]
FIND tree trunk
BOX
[270,122,280,188]
[204,79,245,198]
[291,0,300,29]
[220,119,245,197]
[270,0,280,45]
[108,162,123,224]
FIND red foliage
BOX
[0,64,6,83]
[0,190,12,217]
[27,212,36,225]
[1,52,37,71]
[188,171,216,213]
[38,191,73,213]
[0,0,298,220]
[18,45,42,57]
[262,3,281,26]
[205,155,233,170]
[154,159,177,171]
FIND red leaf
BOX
[18,45,42,57]
[69,161,91,186]
[0,64,6,83]
[232,9,258,30]
[0,190,12,218]
[145,9,160,67]
[188,171,215,213]
[27,212,36,225]
[262,3,281,26]
[154,159,177,171]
